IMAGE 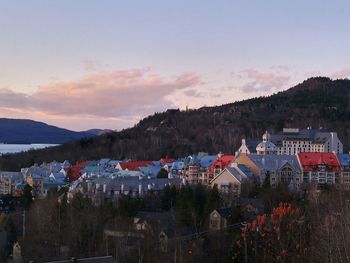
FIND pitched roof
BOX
[215,207,232,218]
[199,155,218,168]
[160,157,176,164]
[208,155,235,172]
[239,197,264,211]
[248,154,302,173]
[211,167,247,184]
[338,154,350,167]
[298,152,341,171]
[68,161,90,181]
[119,161,153,171]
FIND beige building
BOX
[210,167,247,198]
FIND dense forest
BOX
[1,77,350,171]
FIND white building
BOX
[272,128,343,155]
[238,128,344,156]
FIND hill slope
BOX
[0,118,95,144]
[1,77,350,171]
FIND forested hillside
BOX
[1,77,350,171]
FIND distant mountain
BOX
[0,118,95,144]
[84,129,114,136]
[1,77,350,171]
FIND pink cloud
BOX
[332,69,350,79]
[238,69,291,93]
[0,69,201,119]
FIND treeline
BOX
[1,77,350,171]
[18,185,225,262]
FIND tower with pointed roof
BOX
[256,131,277,155]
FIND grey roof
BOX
[91,177,181,192]
[270,128,331,146]
[226,167,247,182]
[135,211,191,238]
[248,154,302,173]
[239,198,265,211]
[42,256,116,263]
[215,207,232,219]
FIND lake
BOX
[0,144,58,155]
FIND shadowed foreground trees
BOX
[233,203,310,262]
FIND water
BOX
[0,144,58,155]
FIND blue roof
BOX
[338,154,350,167]
[139,165,162,177]
[199,155,218,168]
[226,167,247,182]
[237,164,253,177]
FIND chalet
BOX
[239,198,264,219]
[210,167,248,198]
[186,154,217,185]
[67,177,181,205]
[207,154,235,183]
[298,152,341,186]
[235,154,302,190]
[168,160,186,179]
[133,211,191,252]
[0,172,22,196]
[209,207,231,230]
[116,161,153,171]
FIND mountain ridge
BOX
[0,76,349,171]
[0,118,103,144]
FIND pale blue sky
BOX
[0,1,349,130]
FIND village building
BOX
[338,154,350,190]
[210,166,248,198]
[0,172,22,196]
[256,131,278,155]
[271,128,343,155]
[207,154,235,184]
[298,152,341,186]
[209,207,232,230]
[235,154,302,189]
[185,154,217,185]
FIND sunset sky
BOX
[0,1,349,131]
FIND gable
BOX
[211,169,241,185]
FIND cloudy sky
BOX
[0,1,349,131]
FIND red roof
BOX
[68,160,89,181]
[160,157,176,165]
[119,161,153,171]
[298,152,341,172]
[208,155,235,173]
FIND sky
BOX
[0,1,349,131]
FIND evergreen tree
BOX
[20,184,33,209]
